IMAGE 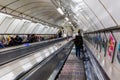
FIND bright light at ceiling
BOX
[68,22,72,24]
[0,12,13,18]
[57,8,64,15]
[72,0,83,3]
[65,17,69,21]
[22,19,31,22]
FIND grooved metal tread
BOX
[58,51,85,80]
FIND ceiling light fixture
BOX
[57,8,64,15]
[65,17,69,21]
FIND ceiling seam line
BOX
[97,0,118,26]
[83,0,106,29]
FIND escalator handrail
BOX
[16,41,73,80]
[85,44,110,80]
[0,37,67,53]
[0,37,68,66]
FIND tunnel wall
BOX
[84,32,120,80]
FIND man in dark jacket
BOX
[74,32,83,58]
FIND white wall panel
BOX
[14,20,25,33]
[32,25,39,34]
[39,26,48,34]
[51,28,56,34]
[0,13,6,24]
[46,27,52,34]
[56,29,59,34]
[35,26,44,34]
[79,12,90,27]
[35,24,45,34]
[48,28,54,34]
[6,19,21,33]
[100,0,120,25]
[84,8,104,30]
[0,17,14,33]
[42,27,50,34]
[32,24,45,34]
[54,28,59,34]
[45,27,51,34]
[85,0,116,28]
[25,23,37,34]
[19,22,31,34]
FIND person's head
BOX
[78,29,81,35]
[15,35,19,38]
[11,37,13,39]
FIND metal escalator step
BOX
[58,53,85,80]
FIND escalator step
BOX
[57,53,85,80]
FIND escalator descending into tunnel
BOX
[15,40,74,80]
[57,49,86,80]
[56,44,110,80]
[0,37,67,66]
[15,42,110,80]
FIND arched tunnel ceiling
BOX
[0,0,65,27]
[0,0,119,32]
[59,0,120,32]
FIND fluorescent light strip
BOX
[57,8,64,15]
[65,17,69,21]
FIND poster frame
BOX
[103,32,108,57]
[107,31,117,63]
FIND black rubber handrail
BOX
[0,37,67,66]
[16,41,73,80]
[85,44,110,80]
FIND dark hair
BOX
[78,29,80,33]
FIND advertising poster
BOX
[117,43,120,63]
[91,34,94,45]
[94,33,98,49]
[107,33,116,61]
[101,33,107,56]
[92,34,96,47]
[96,33,101,51]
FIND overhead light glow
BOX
[72,0,83,3]
[22,19,31,22]
[65,17,69,21]
[0,12,13,18]
[57,8,64,15]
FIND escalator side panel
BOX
[19,41,73,80]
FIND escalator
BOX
[0,38,70,80]
[0,38,110,80]
[57,49,86,80]
[15,40,74,80]
[18,43,110,80]
[0,37,67,66]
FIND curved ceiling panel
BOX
[0,0,65,27]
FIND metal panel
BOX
[42,26,50,34]
[19,22,31,34]
[84,0,116,28]
[32,24,45,34]
[25,23,37,34]
[6,19,21,33]
[0,13,6,24]
[100,0,120,25]
[47,27,54,34]
[13,20,25,34]
[43,27,50,34]
[0,0,64,27]
[0,17,14,33]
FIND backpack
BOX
[74,36,83,47]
